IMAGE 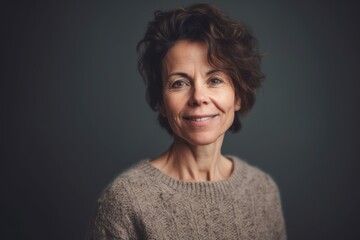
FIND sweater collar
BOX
[139,156,249,197]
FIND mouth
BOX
[183,114,219,122]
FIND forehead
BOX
[162,41,210,71]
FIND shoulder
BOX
[229,156,286,238]
[229,155,280,196]
[98,160,151,205]
[89,160,150,238]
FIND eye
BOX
[171,80,188,88]
[209,77,223,85]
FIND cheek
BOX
[227,92,240,111]
[162,94,183,117]
[214,91,238,111]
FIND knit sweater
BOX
[89,156,286,240]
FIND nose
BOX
[188,84,209,106]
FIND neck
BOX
[153,136,233,182]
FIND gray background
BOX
[2,0,360,239]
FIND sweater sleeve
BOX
[87,181,139,240]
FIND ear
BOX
[234,96,241,111]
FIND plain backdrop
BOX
[2,0,360,239]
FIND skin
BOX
[151,40,241,182]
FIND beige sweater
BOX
[89,156,286,239]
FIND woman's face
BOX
[161,40,241,146]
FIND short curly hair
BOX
[137,3,264,135]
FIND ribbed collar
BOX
[138,156,249,198]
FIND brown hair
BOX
[137,3,264,134]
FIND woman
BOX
[89,4,286,240]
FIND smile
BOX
[183,114,219,122]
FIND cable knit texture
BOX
[88,156,286,240]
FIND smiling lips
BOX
[183,114,219,125]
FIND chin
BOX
[178,131,225,146]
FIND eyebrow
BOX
[166,69,221,80]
